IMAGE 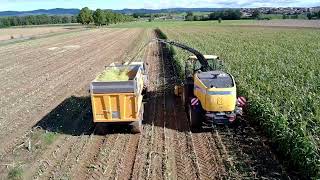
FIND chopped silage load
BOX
[96,68,130,81]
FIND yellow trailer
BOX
[90,62,147,133]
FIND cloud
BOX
[144,0,185,9]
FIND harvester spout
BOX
[156,38,211,71]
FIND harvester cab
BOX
[188,55,223,73]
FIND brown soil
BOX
[0,28,290,179]
[0,26,84,41]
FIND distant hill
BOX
[0,8,80,16]
[1,7,318,17]
[0,8,228,17]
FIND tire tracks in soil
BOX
[0,28,144,179]
[144,40,165,180]
[71,29,152,180]
[0,29,141,155]
[28,29,142,179]
[130,34,155,180]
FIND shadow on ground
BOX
[33,95,140,136]
[33,96,94,136]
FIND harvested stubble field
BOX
[0,24,298,180]
[0,26,83,41]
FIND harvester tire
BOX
[142,86,148,95]
[181,88,186,106]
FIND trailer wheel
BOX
[188,104,199,128]
[132,120,142,133]
[132,103,144,133]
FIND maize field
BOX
[160,25,320,178]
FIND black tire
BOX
[142,86,148,95]
[181,87,186,106]
[131,120,142,133]
[132,103,144,133]
[188,104,199,128]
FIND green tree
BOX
[185,11,194,21]
[62,16,71,23]
[51,15,62,24]
[77,7,93,24]
[208,10,241,20]
[193,15,201,21]
[104,10,114,25]
[9,17,18,26]
[291,14,298,19]
[252,9,260,19]
[307,12,312,20]
[186,11,193,17]
[148,14,155,22]
[71,16,77,23]
[93,9,105,26]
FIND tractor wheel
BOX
[188,104,199,128]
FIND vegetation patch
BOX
[8,166,23,180]
[41,132,58,145]
[155,28,183,81]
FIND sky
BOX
[0,0,320,11]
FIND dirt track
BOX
[0,28,289,179]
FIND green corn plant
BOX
[160,25,320,178]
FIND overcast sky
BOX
[1,0,320,11]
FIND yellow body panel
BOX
[90,62,145,123]
[91,93,143,123]
[194,74,236,112]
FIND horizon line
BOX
[1,6,319,12]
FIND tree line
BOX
[0,15,77,27]
[0,7,134,28]
[184,9,320,21]
[185,9,242,21]
[307,11,320,20]
[132,13,164,18]
[77,7,134,26]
